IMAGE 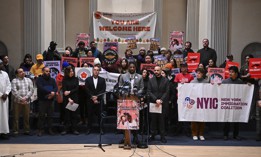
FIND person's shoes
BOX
[132,136,140,145]
[199,136,205,141]
[233,136,241,140]
[123,144,131,150]
[61,131,67,135]
[48,129,55,135]
[148,135,155,142]
[86,129,91,135]
[13,131,19,137]
[0,134,9,140]
[73,131,79,135]
[24,131,33,136]
[223,136,228,140]
[37,130,43,137]
[193,136,198,140]
[160,137,167,143]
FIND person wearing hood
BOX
[43,41,61,61]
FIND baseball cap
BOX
[36,54,43,60]
[160,47,167,51]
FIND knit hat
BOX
[94,58,101,65]
[160,47,167,51]
[62,61,70,68]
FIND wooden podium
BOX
[118,95,139,150]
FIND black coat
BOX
[62,76,79,104]
[85,76,106,103]
[147,76,170,114]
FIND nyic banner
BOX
[178,83,254,122]
[93,12,156,42]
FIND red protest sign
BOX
[187,53,200,72]
[61,57,79,68]
[249,58,261,78]
[225,61,239,78]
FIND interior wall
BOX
[65,0,90,49]
[228,0,261,65]
[162,0,187,48]
[0,0,24,69]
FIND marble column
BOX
[23,0,41,59]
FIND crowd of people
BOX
[0,39,260,145]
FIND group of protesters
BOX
[0,39,260,144]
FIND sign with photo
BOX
[117,100,139,130]
[44,61,61,79]
[208,68,225,84]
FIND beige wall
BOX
[0,0,24,69]
[65,0,90,49]
[162,0,187,48]
[228,0,261,64]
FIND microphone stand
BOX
[84,90,112,152]
[137,93,149,149]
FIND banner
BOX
[99,71,120,92]
[178,83,254,122]
[187,53,200,72]
[76,33,90,47]
[44,61,61,79]
[249,58,261,78]
[61,57,78,68]
[225,61,239,78]
[75,67,92,85]
[117,100,139,130]
[208,68,225,84]
[93,12,156,42]
[79,57,95,67]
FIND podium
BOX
[117,95,139,150]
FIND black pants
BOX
[64,107,78,131]
[150,113,165,137]
[223,122,239,137]
[79,87,87,122]
[87,102,102,130]
[38,100,54,130]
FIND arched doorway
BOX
[241,42,261,64]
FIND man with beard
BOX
[36,67,58,136]
[197,38,217,67]
[20,54,34,78]
[0,59,11,140]
[118,62,144,145]
[43,41,61,61]
[0,55,15,81]
[90,41,102,61]
[148,66,169,143]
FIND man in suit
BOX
[147,66,169,143]
[118,62,144,145]
[85,65,106,135]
